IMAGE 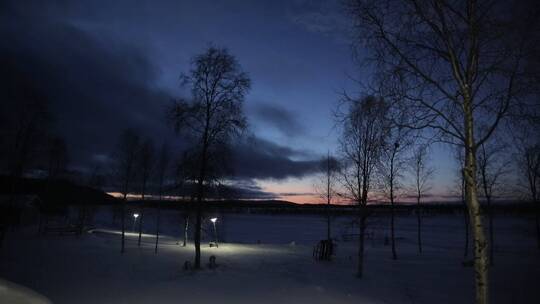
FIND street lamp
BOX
[133,213,139,232]
[210,217,218,247]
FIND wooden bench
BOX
[313,239,334,261]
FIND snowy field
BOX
[1,208,539,304]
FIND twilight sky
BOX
[1,0,457,203]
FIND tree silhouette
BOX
[514,128,540,249]
[314,152,339,241]
[168,47,250,269]
[409,144,434,254]
[379,124,412,260]
[137,138,155,247]
[477,139,508,265]
[337,95,388,278]
[154,142,170,254]
[0,94,50,248]
[113,129,140,254]
[47,137,69,180]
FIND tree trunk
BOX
[389,148,397,260]
[465,177,489,304]
[534,196,540,250]
[464,204,470,259]
[327,205,331,241]
[326,155,331,241]
[462,175,469,259]
[121,196,126,254]
[137,210,143,247]
[194,157,206,269]
[390,200,396,260]
[183,214,189,247]
[489,207,494,266]
[193,118,210,269]
[155,204,160,254]
[464,100,489,304]
[357,213,367,278]
[417,197,422,253]
[194,206,202,268]
[139,184,146,247]
[480,148,494,266]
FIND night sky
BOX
[1,0,457,203]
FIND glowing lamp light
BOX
[133,213,140,219]
[209,217,219,247]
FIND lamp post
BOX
[210,217,218,247]
[133,213,139,232]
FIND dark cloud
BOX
[231,137,321,179]
[250,103,306,138]
[277,192,315,196]
[217,179,279,200]
[0,3,177,170]
[161,179,279,200]
[0,1,322,184]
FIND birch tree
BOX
[137,138,155,247]
[346,1,538,302]
[168,47,250,269]
[378,124,411,260]
[314,152,339,240]
[338,95,388,278]
[514,130,540,249]
[477,140,508,264]
[410,144,434,254]
[114,129,140,254]
[155,142,170,254]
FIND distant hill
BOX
[127,197,537,215]
[0,176,116,206]
[129,198,298,209]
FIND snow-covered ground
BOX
[1,209,539,303]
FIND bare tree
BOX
[346,1,539,302]
[477,140,508,264]
[137,138,155,247]
[314,152,339,240]
[168,47,250,269]
[154,142,170,254]
[139,139,155,201]
[78,164,104,233]
[47,137,69,180]
[114,129,140,254]
[1,97,50,181]
[0,95,50,248]
[170,150,199,248]
[337,95,388,278]
[514,132,540,249]
[410,144,434,254]
[378,124,412,260]
[178,152,194,247]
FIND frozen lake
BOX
[1,209,539,303]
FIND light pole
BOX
[132,213,139,232]
[210,217,218,247]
